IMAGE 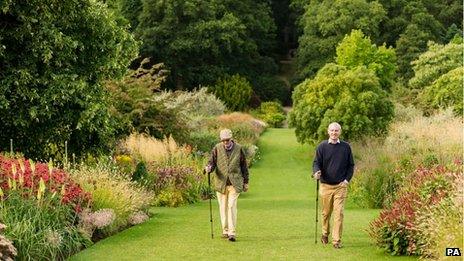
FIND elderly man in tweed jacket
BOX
[205,129,249,242]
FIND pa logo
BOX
[446,248,461,256]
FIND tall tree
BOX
[289,64,394,143]
[295,0,386,82]
[376,0,460,80]
[336,30,396,91]
[136,0,277,90]
[0,0,138,159]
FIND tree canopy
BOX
[135,0,277,89]
[295,0,386,82]
[0,0,138,159]
[336,30,396,91]
[289,64,394,143]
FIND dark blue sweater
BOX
[312,140,354,185]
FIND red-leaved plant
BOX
[369,165,459,256]
[0,155,91,212]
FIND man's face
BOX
[327,125,341,141]
[222,139,232,146]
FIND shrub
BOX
[78,208,116,240]
[419,66,463,115]
[216,112,266,144]
[369,166,458,256]
[252,101,286,128]
[108,61,190,143]
[151,88,227,143]
[132,161,149,183]
[70,163,153,236]
[0,192,91,260]
[188,131,218,154]
[154,88,226,118]
[242,144,260,167]
[209,74,252,111]
[150,165,205,207]
[289,64,394,143]
[0,155,91,211]
[416,173,463,258]
[393,103,421,122]
[409,40,462,90]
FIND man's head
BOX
[219,129,233,146]
[327,122,341,142]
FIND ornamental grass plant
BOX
[416,172,463,259]
[0,192,91,260]
[122,133,187,164]
[350,109,462,208]
[70,163,153,236]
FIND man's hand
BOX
[313,170,321,180]
[243,183,249,192]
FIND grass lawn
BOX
[70,128,417,260]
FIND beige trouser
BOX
[217,185,240,236]
[320,182,348,244]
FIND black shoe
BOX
[333,242,342,249]
[321,235,328,244]
[228,235,236,242]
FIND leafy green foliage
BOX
[209,74,252,111]
[395,23,438,81]
[252,101,286,128]
[408,39,463,114]
[253,76,291,105]
[0,192,91,260]
[419,67,463,115]
[295,0,386,81]
[289,64,394,143]
[0,0,138,159]
[409,39,463,90]
[107,60,190,143]
[336,30,396,91]
[369,165,459,256]
[70,162,153,236]
[135,0,277,89]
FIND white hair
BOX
[328,122,341,130]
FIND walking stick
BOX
[206,170,214,239]
[315,179,319,244]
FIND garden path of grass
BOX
[70,129,416,261]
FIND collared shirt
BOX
[328,139,340,144]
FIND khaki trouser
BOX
[320,182,348,244]
[217,185,240,236]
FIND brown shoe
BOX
[321,235,328,244]
[333,242,342,249]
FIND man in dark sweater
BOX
[313,122,354,249]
